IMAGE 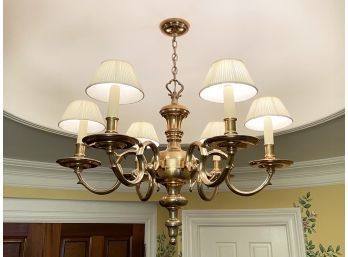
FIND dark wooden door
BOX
[3,223,29,257]
[3,223,145,257]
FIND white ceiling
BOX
[4,0,344,144]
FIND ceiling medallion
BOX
[57,18,293,245]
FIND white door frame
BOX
[4,197,157,257]
[182,208,306,257]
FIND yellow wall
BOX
[4,184,344,255]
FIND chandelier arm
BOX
[197,179,218,201]
[185,141,206,173]
[107,149,146,187]
[225,167,275,196]
[132,141,159,201]
[135,173,155,201]
[137,141,160,175]
[199,149,234,187]
[74,168,121,195]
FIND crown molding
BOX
[4,109,345,142]
[4,156,344,192]
[219,156,344,190]
[4,111,76,138]
[3,158,136,192]
[274,109,345,136]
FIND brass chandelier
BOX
[57,18,293,245]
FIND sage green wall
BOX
[234,115,345,165]
[3,115,345,165]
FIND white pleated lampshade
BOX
[200,59,258,103]
[200,121,225,141]
[126,122,160,146]
[86,60,144,104]
[245,97,293,131]
[58,100,105,134]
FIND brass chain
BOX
[171,36,178,83]
[165,36,184,102]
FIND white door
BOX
[199,225,290,257]
[182,209,306,257]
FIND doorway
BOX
[182,208,306,257]
[4,198,157,257]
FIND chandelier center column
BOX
[156,18,192,245]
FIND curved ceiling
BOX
[4,0,344,144]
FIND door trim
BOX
[182,208,306,257]
[4,198,157,257]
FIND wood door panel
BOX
[90,236,104,257]
[60,238,89,257]
[3,223,29,238]
[3,240,26,257]
[105,237,130,257]
[3,223,28,257]
[60,223,135,237]
[43,224,61,257]
[131,224,145,257]
[25,224,46,257]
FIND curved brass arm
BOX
[108,148,146,187]
[225,167,274,196]
[185,141,205,173]
[137,141,160,176]
[74,168,121,195]
[136,173,155,201]
[197,180,218,201]
[199,149,232,188]
[134,141,160,201]
[107,141,160,187]
[185,142,236,188]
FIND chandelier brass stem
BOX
[224,117,238,135]
[159,184,188,245]
[105,117,119,133]
[74,143,86,157]
[264,144,275,159]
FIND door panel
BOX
[60,238,89,257]
[90,236,104,257]
[250,243,273,257]
[3,223,28,257]
[3,240,26,257]
[3,223,45,257]
[105,238,129,257]
[216,242,237,257]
